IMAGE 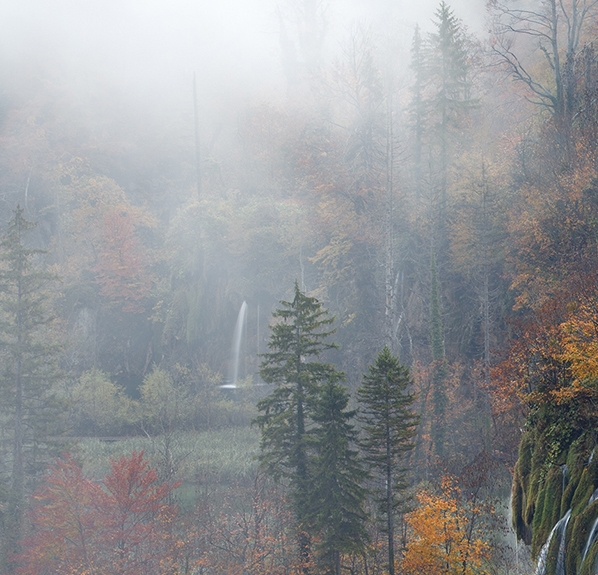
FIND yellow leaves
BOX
[70,368,136,433]
[402,477,491,575]
[558,307,598,384]
[493,278,598,424]
[311,233,353,281]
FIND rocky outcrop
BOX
[512,426,598,575]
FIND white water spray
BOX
[222,301,247,389]
[535,510,571,575]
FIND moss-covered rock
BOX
[566,500,598,574]
[513,427,598,574]
[532,465,565,557]
[579,539,598,575]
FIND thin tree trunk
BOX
[386,415,395,575]
[385,87,395,349]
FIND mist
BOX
[2,0,589,573]
[1,0,487,117]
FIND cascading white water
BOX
[578,489,598,570]
[535,510,571,575]
[223,301,247,389]
[581,516,598,567]
[555,510,571,575]
[561,464,568,495]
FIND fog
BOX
[1,0,487,113]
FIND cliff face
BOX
[512,424,598,575]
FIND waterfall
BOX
[535,510,571,575]
[222,301,247,389]
[561,464,568,495]
[581,517,598,567]
[555,510,571,575]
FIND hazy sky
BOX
[0,0,488,117]
[0,0,484,85]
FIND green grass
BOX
[75,427,261,486]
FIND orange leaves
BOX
[19,451,181,575]
[557,301,598,387]
[402,477,491,575]
[505,160,598,311]
[489,274,598,430]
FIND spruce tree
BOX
[357,346,419,575]
[308,380,369,575]
[409,24,427,199]
[427,1,472,228]
[410,2,473,255]
[0,207,60,571]
[254,281,343,572]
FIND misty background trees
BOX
[1,0,598,572]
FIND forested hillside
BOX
[0,0,597,573]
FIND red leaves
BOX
[19,451,181,575]
[490,271,598,429]
[94,209,153,313]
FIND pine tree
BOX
[0,207,60,572]
[357,346,419,575]
[427,1,472,228]
[254,281,343,572]
[409,24,427,200]
[308,380,369,575]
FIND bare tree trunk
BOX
[385,87,395,350]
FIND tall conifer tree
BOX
[309,380,369,575]
[255,281,343,573]
[357,346,418,575]
[427,1,472,235]
[409,24,427,199]
[0,207,60,572]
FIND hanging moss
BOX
[532,466,565,557]
[567,435,591,487]
[512,466,530,543]
[512,397,598,575]
[566,500,598,575]
[545,530,560,575]
[518,430,535,488]
[571,463,598,517]
[527,431,548,525]
[579,539,598,575]
[513,424,598,574]
[513,430,535,543]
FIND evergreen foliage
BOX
[0,207,61,571]
[255,281,344,570]
[426,1,472,121]
[417,1,475,248]
[308,380,370,575]
[409,24,426,198]
[357,346,419,575]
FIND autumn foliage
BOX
[195,475,301,575]
[401,476,491,575]
[94,208,153,313]
[19,451,181,575]
[490,271,598,429]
